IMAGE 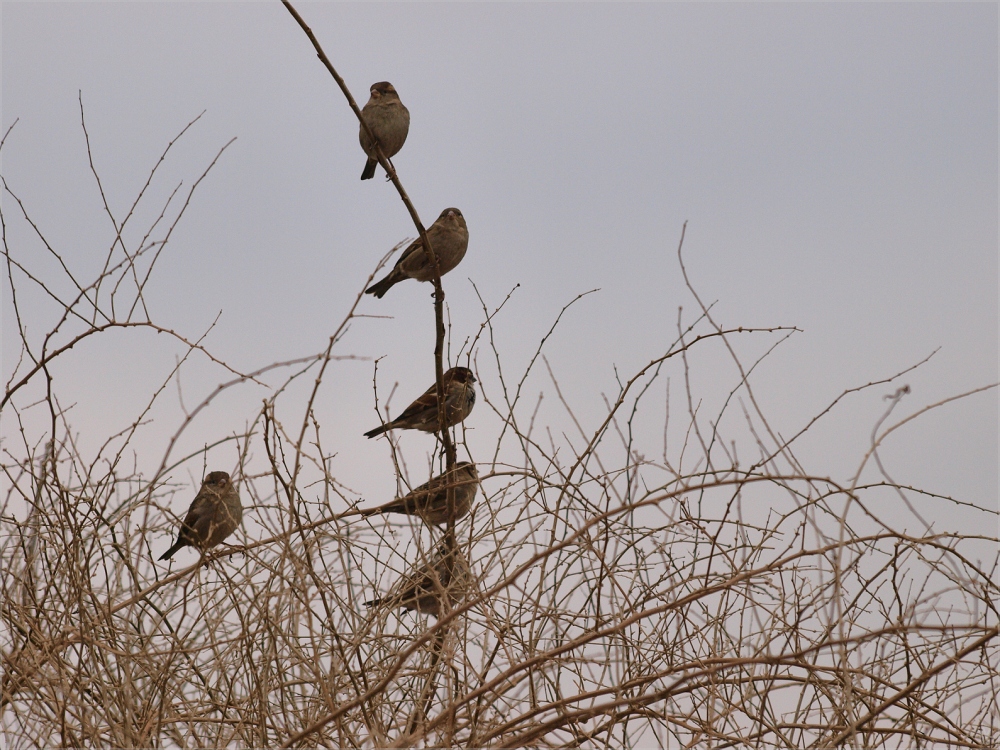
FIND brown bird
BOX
[364,367,476,439]
[364,545,472,617]
[361,462,478,526]
[159,471,242,561]
[360,81,410,180]
[364,208,469,299]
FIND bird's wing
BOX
[394,236,424,270]
[184,493,219,539]
[392,385,438,422]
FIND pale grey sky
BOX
[2,3,996,534]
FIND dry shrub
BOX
[3,26,998,750]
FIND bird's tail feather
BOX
[364,424,390,439]
[364,273,398,299]
[158,541,184,561]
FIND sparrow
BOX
[364,208,469,299]
[364,367,476,439]
[159,471,242,561]
[361,462,478,526]
[359,81,410,180]
[364,545,472,617]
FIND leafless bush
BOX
[2,9,998,749]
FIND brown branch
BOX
[825,626,999,747]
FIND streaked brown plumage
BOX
[364,367,476,439]
[364,208,469,299]
[159,471,242,561]
[364,545,472,617]
[362,462,478,526]
[360,81,409,180]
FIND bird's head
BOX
[454,461,479,481]
[445,367,476,385]
[203,471,232,489]
[370,81,399,101]
[438,207,466,231]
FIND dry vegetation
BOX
[3,5,998,748]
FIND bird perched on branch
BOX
[364,208,469,299]
[364,367,476,439]
[364,545,472,617]
[360,462,478,526]
[360,81,409,180]
[159,471,242,561]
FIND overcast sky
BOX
[2,3,996,536]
